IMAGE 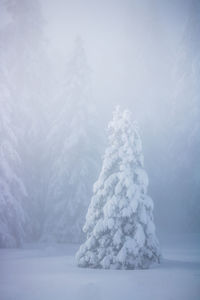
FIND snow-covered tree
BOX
[42,38,102,243]
[76,107,160,269]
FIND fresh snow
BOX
[76,108,160,269]
[0,235,199,300]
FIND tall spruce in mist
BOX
[169,0,200,231]
[76,108,160,269]
[43,38,101,243]
[0,81,27,247]
[2,0,53,239]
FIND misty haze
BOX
[0,0,199,299]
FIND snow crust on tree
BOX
[76,107,161,269]
[42,37,101,243]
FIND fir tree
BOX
[167,0,200,231]
[43,38,101,243]
[76,107,160,269]
[0,83,27,247]
[2,0,53,240]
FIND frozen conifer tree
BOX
[76,107,160,269]
[43,38,101,243]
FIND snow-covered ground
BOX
[0,234,199,300]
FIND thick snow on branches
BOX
[76,107,160,269]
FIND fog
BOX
[40,0,200,235]
[0,0,199,248]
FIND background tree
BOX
[1,0,53,240]
[0,81,27,247]
[162,0,200,232]
[43,38,102,243]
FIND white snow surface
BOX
[0,234,199,300]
